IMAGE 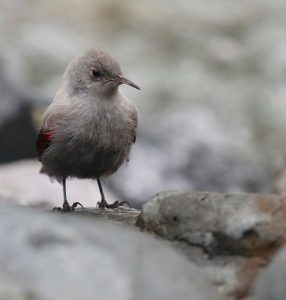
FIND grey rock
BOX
[137,191,286,298]
[75,207,141,226]
[137,191,286,256]
[0,205,224,300]
[252,246,286,300]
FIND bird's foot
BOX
[97,199,131,209]
[53,201,84,212]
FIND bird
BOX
[36,49,140,212]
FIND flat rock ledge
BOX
[73,207,141,226]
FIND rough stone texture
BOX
[0,205,223,300]
[75,207,141,226]
[0,159,116,208]
[137,191,286,256]
[137,191,286,299]
[252,245,286,300]
[3,186,286,300]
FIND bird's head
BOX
[64,49,140,98]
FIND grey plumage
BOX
[37,49,139,210]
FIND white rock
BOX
[0,160,116,208]
[0,206,224,300]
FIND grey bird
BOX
[36,49,140,211]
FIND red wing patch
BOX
[36,129,52,161]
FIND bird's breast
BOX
[77,101,135,149]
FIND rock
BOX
[0,205,224,300]
[137,191,286,299]
[110,110,274,205]
[252,245,286,300]
[0,159,117,208]
[137,191,286,256]
[75,207,141,226]
[0,61,37,163]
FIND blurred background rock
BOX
[1,0,286,207]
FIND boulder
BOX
[137,191,286,299]
[0,205,224,300]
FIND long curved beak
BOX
[118,75,140,90]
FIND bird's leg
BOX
[96,178,108,208]
[53,177,84,212]
[62,177,71,211]
[96,178,130,209]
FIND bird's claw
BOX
[71,202,84,210]
[97,199,131,209]
[52,201,84,212]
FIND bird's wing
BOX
[131,108,138,144]
[36,89,71,161]
[36,109,68,161]
[36,129,52,161]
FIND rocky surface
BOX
[0,205,223,300]
[137,191,286,299]
[75,207,141,226]
[3,189,286,299]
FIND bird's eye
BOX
[91,70,101,79]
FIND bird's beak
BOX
[117,75,140,90]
